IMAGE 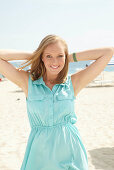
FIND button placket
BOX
[49,92,54,126]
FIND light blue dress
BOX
[20,73,88,170]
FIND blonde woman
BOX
[0,34,113,170]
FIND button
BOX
[64,114,71,122]
[64,114,77,124]
[70,117,77,124]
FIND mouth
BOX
[50,66,59,69]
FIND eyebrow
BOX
[44,53,64,55]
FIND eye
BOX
[46,55,51,58]
[46,55,64,58]
[59,55,63,57]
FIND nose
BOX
[51,58,58,65]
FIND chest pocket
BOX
[55,89,75,101]
[56,94,74,100]
[28,95,45,101]
[27,90,46,101]
[27,86,46,101]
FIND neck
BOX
[43,74,58,84]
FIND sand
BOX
[0,71,114,170]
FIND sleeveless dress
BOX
[20,73,88,170]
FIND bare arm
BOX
[70,47,113,96]
[68,47,114,62]
[0,49,33,61]
[0,49,33,91]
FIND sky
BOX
[0,0,114,54]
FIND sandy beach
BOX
[0,71,114,170]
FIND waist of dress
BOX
[31,120,76,129]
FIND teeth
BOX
[51,66,58,68]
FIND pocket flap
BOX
[56,94,74,100]
[28,95,45,101]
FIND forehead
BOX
[43,41,65,54]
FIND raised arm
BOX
[69,47,114,97]
[0,49,32,61]
[68,47,114,62]
[0,49,33,96]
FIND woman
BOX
[0,34,113,170]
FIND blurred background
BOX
[0,0,114,78]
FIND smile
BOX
[50,66,59,69]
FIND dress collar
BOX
[32,75,70,89]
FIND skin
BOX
[0,43,113,98]
[42,41,66,84]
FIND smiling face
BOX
[42,41,66,80]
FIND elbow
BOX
[110,47,114,56]
[107,47,114,57]
[103,48,113,58]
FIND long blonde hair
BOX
[17,34,69,84]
